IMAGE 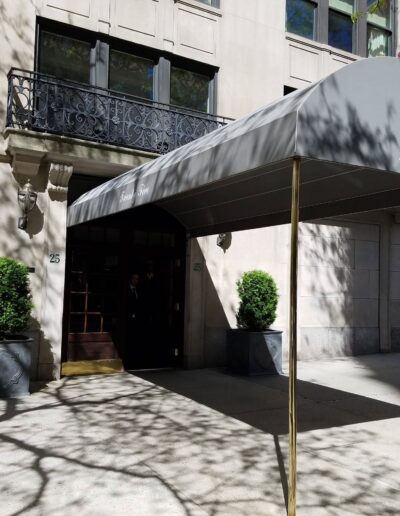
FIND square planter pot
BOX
[0,337,33,398]
[226,329,282,375]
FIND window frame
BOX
[327,1,356,53]
[195,0,220,7]
[35,18,97,85]
[35,17,218,114]
[365,0,394,57]
[169,55,217,114]
[286,0,319,41]
[285,0,395,58]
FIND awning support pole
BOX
[288,156,300,516]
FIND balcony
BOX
[6,68,231,155]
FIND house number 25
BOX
[49,253,61,264]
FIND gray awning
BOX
[68,57,400,236]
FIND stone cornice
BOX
[3,128,157,178]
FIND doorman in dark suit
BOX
[126,272,141,367]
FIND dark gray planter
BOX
[0,337,32,397]
[226,329,282,375]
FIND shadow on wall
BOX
[0,0,37,133]
[0,165,58,381]
[203,263,230,367]
[299,220,380,360]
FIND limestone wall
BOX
[1,0,399,376]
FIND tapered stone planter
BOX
[226,329,282,375]
[0,337,32,397]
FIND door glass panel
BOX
[71,272,86,292]
[103,315,114,332]
[87,294,103,312]
[87,314,102,332]
[39,32,90,83]
[328,10,353,52]
[70,314,85,333]
[109,50,154,99]
[286,0,316,40]
[368,25,390,55]
[170,67,210,112]
[70,293,85,312]
[89,227,104,242]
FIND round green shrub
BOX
[0,257,33,338]
[236,270,279,331]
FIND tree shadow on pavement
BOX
[0,370,399,516]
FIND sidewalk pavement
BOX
[1,353,400,515]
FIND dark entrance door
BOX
[63,224,123,364]
[63,176,186,372]
[122,228,185,369]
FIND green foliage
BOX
[352,0,387,23]
[0,257,33,337]
[236,270,279,331]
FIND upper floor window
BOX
[109,50,154,99]
[328,0,355,52]
[286,0,317,40]
[170,67,211,112]
[39,31,91,83]
[367,0,392,56]
[36,20,217,114]
[195,0,220,7]
[285,0,394,57]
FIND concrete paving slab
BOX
[0,353,399,515]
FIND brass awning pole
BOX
[288,157,301,516]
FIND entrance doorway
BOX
[62,176,186,372]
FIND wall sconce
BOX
[216,233,227,247]
[17,180,37,230]
[216,232,232,253]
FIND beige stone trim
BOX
[10,150,43,177]
[3,128,157,177]
[48,163,73,193]
[174,0,222,17]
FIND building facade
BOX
[0,0,399,380]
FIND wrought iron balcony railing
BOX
[6,68,231,154]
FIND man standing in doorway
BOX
[126,272,141,368]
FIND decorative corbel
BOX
[47,163,73,193]
[11,151,43,177]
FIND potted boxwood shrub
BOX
[0,257,34,397]
[226,270,282,375]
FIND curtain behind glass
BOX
[170,68,210,112]
[39,32,91,83]
[368,26,389,55]
[109,50,154,100]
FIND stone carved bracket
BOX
[10,151,43,177]
[48,163,73,193]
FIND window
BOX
[367,0,392,56]
[36,20,217,114]
[285,0,394,57]
[109,50,154,99]
[170,67,211,112]
[39,31,91,83]
[195,0,220,6]
[284,85,297,95]
[328,0,354,53]
[286,0,317,40]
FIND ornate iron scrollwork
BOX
[6,68,230,154]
